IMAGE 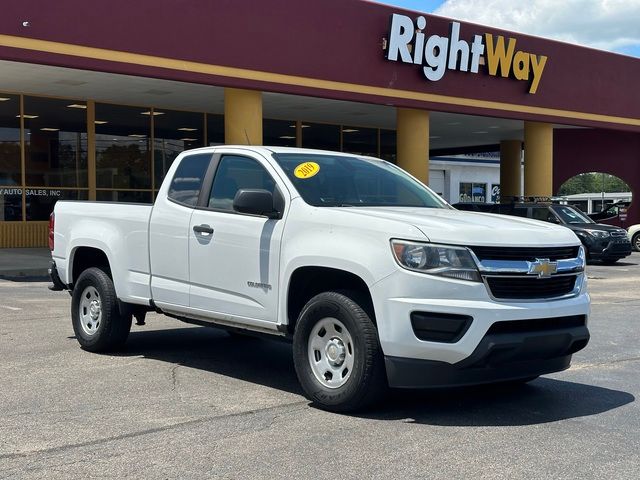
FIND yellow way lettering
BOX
[485,33,517,78]
[529,54,548,94]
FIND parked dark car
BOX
[490,202,632,264]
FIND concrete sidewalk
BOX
[0,248,51,280]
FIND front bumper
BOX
[385,321,589,388]
[583,237,631,260]
[371,270,590,365]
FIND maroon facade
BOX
[0,0,638,130]
[554,129,640,225]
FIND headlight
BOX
[391,240,481,282]
[585,229,610,239]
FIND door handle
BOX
[193,224,214,235]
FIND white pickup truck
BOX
[50,146,590,411]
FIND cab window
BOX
[208,155,276,211]
[167,153,212,207]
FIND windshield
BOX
[273,153,448,208]
[553,205,594,224]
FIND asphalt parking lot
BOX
[1,255,639,479]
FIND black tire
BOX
[601,258,619,265]
[292,291,386,412]
[632,232,640,252]
[71,267,132,352]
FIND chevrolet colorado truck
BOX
[49,146,590,411]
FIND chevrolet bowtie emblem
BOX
[528,258,558,278]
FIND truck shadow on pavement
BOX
[120,326,304,396]
[364,380,635,426]
[119,326,634,427]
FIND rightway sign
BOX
[384,14,548,94]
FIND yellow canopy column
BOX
[224,88,262,145]
[500,139,522,200]
[524,122,553,198]
[396,108,430,184]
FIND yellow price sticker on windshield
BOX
[294,162,320,179]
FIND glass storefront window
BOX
[23,96,88,188]
[96,103,151,190]
[207,114,224,146]
[154,109,204,188]
[96,190,152,204]
[301,123,340,151]
[0,187,22,221]
[380,129,396,163]
[264,119,296,147]
[0,94,21,189]
[25,189,88,221]
[342,126,377,156]
[459,182,487,202]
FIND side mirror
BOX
[233,189,280,219]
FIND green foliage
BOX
[558,172,630,196]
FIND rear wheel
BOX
[71,267,131,352]
[601,258,619,265]
[293,291,386,412]
[632,232,640,252]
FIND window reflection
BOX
[96,190,152,204]
[342,126,377,156]
[95,103,151,189]
[23,96,88,188]
[0,94,21,187]
[380,129,396,163]
[301,123,340,151]
[207,114,224,146]
[154,109,204,188]
[264,119,296,147]
[25,189,88,221]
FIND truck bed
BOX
[52,201,153,305]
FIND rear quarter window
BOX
[167,153,212,207]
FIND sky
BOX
[374,0,640,58]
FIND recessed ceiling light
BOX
[16,114,38,119]
[94,120,108,125]
[289,124,310,128]
[128,134,147,138]
[429,136,441,139]
[0,97,11,101]
[472,131,489,134]
[180,137,198,141]
[279,135,296,139]
[447,122,461,126]
[40,127,59,132]
[342,128,359,133]
[141,111,164,116]
[178,127,197,132]
[488,126,501,129]
[67,104,87,109]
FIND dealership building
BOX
[0,0,638,247]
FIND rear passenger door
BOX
[149,152,213,309]
[188,152,287,325]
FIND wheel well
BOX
[71,247,112,284]
[286,266,375,334]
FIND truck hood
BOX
[336,207,579,246]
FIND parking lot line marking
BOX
[0,305,22,311]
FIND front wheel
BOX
[71,267,132,352]
[632,232,640,252]
[292,291,386,412]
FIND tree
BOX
[558,172,630,196]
